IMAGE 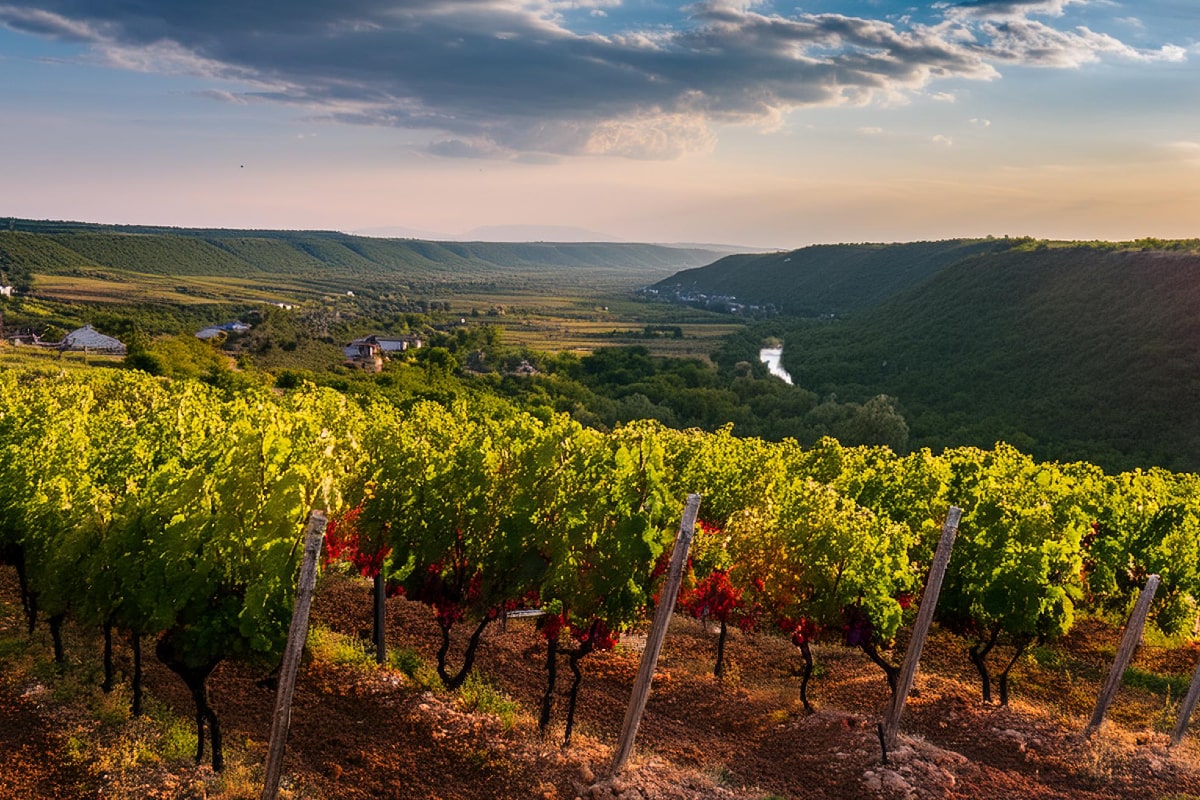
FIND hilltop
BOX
[651,239,1014,316]
[768,242,1200,471]
[648,236,1200,471]
[0,219,725,294]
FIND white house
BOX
[0,286,12,298]
[59,324,127,355]
[343,334,423,372]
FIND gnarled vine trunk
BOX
[156,631,224,771]
[796,638,815,714]
[436,616,495,691]
[997,636,1032,707]
[968,623,1001,703]
[714,618,729,679]
[860,640,900,696]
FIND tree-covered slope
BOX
[779,243,1200,471]
[654,238,1013,316]
[0,219,722,285]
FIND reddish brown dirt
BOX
[3,567,1200,800]
[0,671,97,798]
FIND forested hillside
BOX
[653,239,1014,316]
[0,220,722,288]
[776,243,1200,471]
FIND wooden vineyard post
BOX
[373,571,386,665]
[1085,574,1160,737]
[1170,657,1200,746]
[262,511,327,800]
[611,493,701,774]
[882,506,961,751]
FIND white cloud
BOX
[0,0,1188,160]
[1169,141,1200,167]
[933,134,954,146]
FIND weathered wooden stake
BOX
[373,570,387,665]
[882,506,961,750]
[611,493,701,773]
[1085,573,1160,736]
[261,510,327,800]
[1170,647,1200,746]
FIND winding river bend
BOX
[758,347,793,385]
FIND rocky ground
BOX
[2,567,1200,800]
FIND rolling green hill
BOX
[0,219,724,291]
[774,242,1200,471]
[653,238,1015,316]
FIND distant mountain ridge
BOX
[0,218,726,288]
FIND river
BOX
[758,347,793,385]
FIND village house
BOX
[343,334,423,372]
[59,324,127,355]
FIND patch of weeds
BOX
[0,631,30,659]
[307,624,373,667]
[91,685,133,727]
[64,734,88,763]
[462,747,494,770]
[1124,666,1191,698]
[389,646,424,679]
[718,659,742,685]
[711,763,738,788]
[456,672,521,729]
[764,708,790,725]
[212,759,264,800]
[1029,645,1068,669]
[160,716,198,762]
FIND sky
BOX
[1,0,1198,248]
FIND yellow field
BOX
[32,272,313,306]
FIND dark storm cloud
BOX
[0,0,1184,159]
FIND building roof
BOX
[60,324,127,354]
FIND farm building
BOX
[196,321,251,340]
[59,324,127,355]
[343,334,422,372]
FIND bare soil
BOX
[3,568,1200,800]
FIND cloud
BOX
[933,134,954,146]
[970,117,992,126]
[0,0,1187,159]
[428,139,507,159]
[941,1,1083,22]
[1169,141,1200,167]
